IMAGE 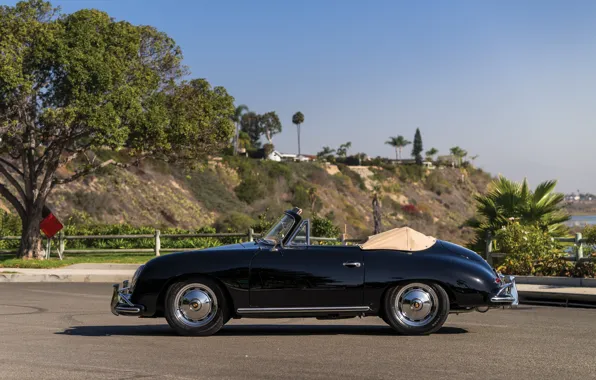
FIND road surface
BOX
[1,283,595,380]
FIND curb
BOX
[0,272,133,283]
[514,276,596,288]
[519,291,596,308]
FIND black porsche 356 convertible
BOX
[111,207,518,336]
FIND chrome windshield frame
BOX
[259,212,296,246]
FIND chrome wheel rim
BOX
[393,283,438,327]
[174,283,218,327]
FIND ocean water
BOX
[566,215,596,226]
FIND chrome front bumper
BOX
[490,275,519,306]
[111,280,145,316]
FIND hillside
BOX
[36,155,492,245]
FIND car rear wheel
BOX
[382,282,449,335]
[164,277,228,336]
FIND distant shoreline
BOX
[567,211,596,216]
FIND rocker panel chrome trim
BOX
[236,306,370,315]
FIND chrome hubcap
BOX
[394,283,438,327]
[174,283,217,327]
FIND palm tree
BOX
[449,146,467,166]
[292,112,305,156]
[317,146,335,157]
[231,104,249,155]
[385,136,411,160]
[337,141,352,158]
[425,147,438,161]
[472,176,570,248]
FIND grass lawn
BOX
[0,253,156,268]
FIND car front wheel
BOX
[164,277,228,336]
[383,282,449,335]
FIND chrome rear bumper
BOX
[111,281,145,316]
[490,275,519,306]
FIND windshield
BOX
[261,214,295,245]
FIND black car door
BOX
[249,244,365,308]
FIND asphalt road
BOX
[1,284,595,380]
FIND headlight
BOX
[130,264,145,292]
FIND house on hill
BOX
[267,151,313,162]
[437,155,457,167]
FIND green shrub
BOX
[215,212,255,233]
[398,165,424,182]
[292,184,311,209]
[382,182,400,194]
[582,225,596,245]
[572,261,596,278]
[424,171,452,195]
[495,222,559,257]
[311,216,340,238]
[234,178,265,204]
[265,161,292,183]
[495,222,572,276]
[252,209,277,234]
[337,164,366,190]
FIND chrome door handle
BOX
[343,262,361,268]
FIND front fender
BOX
[131,248,255,317]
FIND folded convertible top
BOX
[359,227,436,251]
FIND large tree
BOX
[411,128,423,165]
[240,112,261,148]
[0,1,235,259]
[292,111,304,156]
[259,111,282,145]
[239,111,282,148]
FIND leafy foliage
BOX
[311,215,341,238]
[425,171,452,195]
[239,112,261,148]
[411,128,423,165]
[234,177,265,204]
[470,176,570,252]
[292,183,312,209]
[214,212,255,233]
[582,225,596,245]
[449,146,468,166]
[239,111,282,148]
[0,0,235,258]
[385,136,411,160]
[397,165,424,182]
[425,147,438,161]
[316,146,335,162]
[292,112,304,125]
[337,164,367,190]
[336,142,352,158]
[495,222,571,276]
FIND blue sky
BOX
[4,0,596,192]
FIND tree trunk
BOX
[233,122,239,156]
[372,194,382,235]
[395,147,398,160]
[297,125,301,156]
[19,207,45,260]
